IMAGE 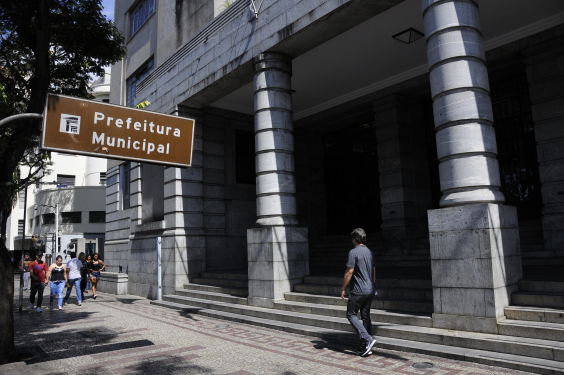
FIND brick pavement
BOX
[2,281,532,375]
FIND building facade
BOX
[107,0,564,341]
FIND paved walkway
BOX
[3,279,530,375]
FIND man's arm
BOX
[341,267,354,300]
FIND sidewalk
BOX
[3,277,530,375]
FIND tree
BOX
[0,0,126,363]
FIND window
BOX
[42,213,55,225]
[120,162,131,209]
[126,59,154,107]
[61,212,82,224]
[130,0,155,36]
[57,174,75,187]
[100,172,107,185]
[89,211,106,223]
[35,216,40,226]
[18,190,25,209]
[29,218,33,230]
[235,130,256,184]
[18,220,24,235]
[107,173,118,185]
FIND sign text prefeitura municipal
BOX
[41,94,195,167]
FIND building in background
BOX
[7,72,111,264]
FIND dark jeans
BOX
[347,293,374,345]
[30,283,45,307]
[80,278,87,299]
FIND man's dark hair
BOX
[350,228,366,244]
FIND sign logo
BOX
[59,113,81,134]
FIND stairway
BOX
[152,272,564,374]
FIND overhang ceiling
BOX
[210,0,564,120]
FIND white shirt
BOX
[67,258,82,279]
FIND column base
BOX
[247,226,309,308]
[432,313,501,334]
[429,203,522,333]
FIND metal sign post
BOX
[157,237,162,300]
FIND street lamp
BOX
[35,203,58,257]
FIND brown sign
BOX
[41,93,195,167]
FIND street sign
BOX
[41,93,195,167]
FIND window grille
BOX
[100,172,107,185]
[18,220,24,235]
[57,174,75,187]
[130,0,155,36]
[42,213,55,225]
[126,59,154,107]
[61,212,82,224]
[89,211,106,223]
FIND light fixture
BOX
[392,28,424,44]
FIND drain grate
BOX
[215,324,230,328]
[75,327,119,338]
[412,362,434,369]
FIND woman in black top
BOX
[89,253,105,299]
[46,255,67,310]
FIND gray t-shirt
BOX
[346,245,375,295]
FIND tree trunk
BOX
[0,237,16,364]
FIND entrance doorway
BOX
[323,123,381,234]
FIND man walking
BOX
[29,251,48,312]
[341,228,376,356]
[63,252,84,306]
[18,252,32,290]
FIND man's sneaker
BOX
[29,303,34,310]
[77,302,82,306]
[36,307,42,312]
[63,298,68,305]
[361,339,376,357]
[58,305,63,310]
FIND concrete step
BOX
[499,319,564,342]
[274,300,432,327]
[200,271,248,281]
[513,292,564,308]
[182,283,248,297]
[284,292,433,314]
[176,289,248,305]
[191,277,248,289]
[520,280,564,293]
[293,283,432,301]
[303,276,432,289]
[505,306,564,324]
[151,299,564,374]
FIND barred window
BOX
[57,174,75,187]
[130,0,155,37]
[42,213,55,225]
[61,212,82,224]
[89,211,105,223]
[18,220,24,235]
[100,172,107,185]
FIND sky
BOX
[100,0,115,74]
[101,0,114,22]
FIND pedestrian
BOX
[78,252,88,299]
[18,252,32,290]
[89,253,105,299]
[84,254,92,293]
[46,255,68,310]
[341,228,376,357]
[63,252,83,306]
[29,251,49,312]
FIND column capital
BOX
[252,52,292,75]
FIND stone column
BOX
[422,0,522,333]
[162,107,206,291]
[247,53,309,308]
[523,37,564,266]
